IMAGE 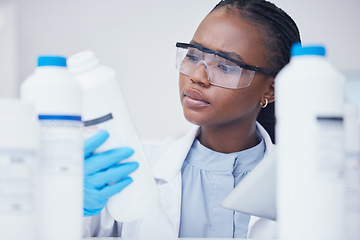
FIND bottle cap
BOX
[38,56,67,67]
[291,43,326,57]
[67,50,100,75]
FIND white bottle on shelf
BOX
[20,56,83,240]
[0,99,38,240]
[276,43,346,240]
[67,50,159,222]
[344,103,360,240]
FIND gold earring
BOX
[260,98,268,108]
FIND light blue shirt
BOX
[179,131,265,238]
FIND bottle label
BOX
[39,115,83,175]
[345,152,360,211]
[316,116,344,182]
[83,113,123,152]
[0,149,36,214]
[83,113,113,127]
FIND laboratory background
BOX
[1,1,360,240]
[0,0,359,140]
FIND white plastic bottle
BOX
[344,103,360,240]
[0,99,38,240]
[67,51,159,222]
[20,56,83,240]
[276,44,346,240]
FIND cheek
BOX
[218,88,258,109]
[178,74,185,98]
[219,93,252,115]
[178,74,187,92]
[215,88,262,120]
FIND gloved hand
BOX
[83,130,139,217]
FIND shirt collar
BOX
[185,130,265,174]
[151,122,274,183]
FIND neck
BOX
[198,121,258,154]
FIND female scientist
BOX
[83,0,301,238]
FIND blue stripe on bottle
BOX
[38,115,82,121]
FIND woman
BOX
[83,0,301,238]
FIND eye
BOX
[186,53,201,63]
[217,63,238,74]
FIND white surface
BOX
[2,0,357,140]
[344,104,360,240]
[83,238,246,240]
[221,150,276,220]
[0,2,18,98]
[0,99,38,240]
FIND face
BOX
[179,9,275,128]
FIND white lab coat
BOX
[83,122,277,238]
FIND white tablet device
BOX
[221,150,277,221]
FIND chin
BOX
[183,110,207,127]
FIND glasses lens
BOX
[176,47,202,76]
[176,45,256,89]
[209,58,255,89]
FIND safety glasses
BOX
[176,42,276,89]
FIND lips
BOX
[183,89,210,107]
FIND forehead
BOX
[192,10,268,66]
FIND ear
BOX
[263,77,275,103]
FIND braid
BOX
[211,0,301,143]
[211,0,301,74]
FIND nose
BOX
[189,61,211,88]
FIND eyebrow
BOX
[190,40,245,62]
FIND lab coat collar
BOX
[256,121,274,154]
[151,126,200,183]
[151,122,274,183]
[148,126,199,236]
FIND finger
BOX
[84,186,108,210]
[84,147,135,175]
[84,208,103,217]
[100,177,133,199]
[84,130,109,158]
[85,162,139,188]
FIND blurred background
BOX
[1,0,359,140]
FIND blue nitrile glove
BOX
[84,130,139,217]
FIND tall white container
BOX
[344,103,360,240]
[0,99,38,240]
[67,51,159,222]
[20,56,83,240]
[276,44,346,240]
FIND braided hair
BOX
[211,0,301,143]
